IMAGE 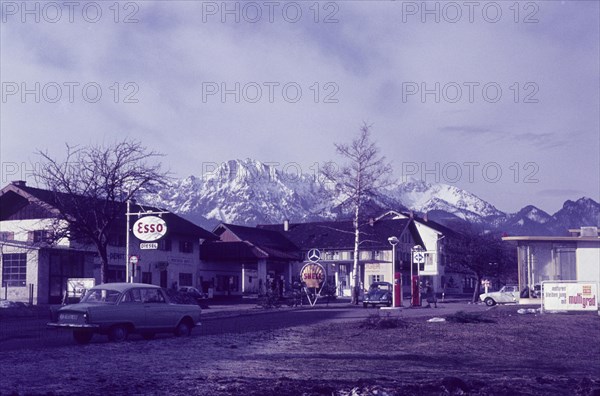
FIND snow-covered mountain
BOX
[142,159,599,235]
[384,180,504,223]
[142,159,333,229]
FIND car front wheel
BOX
[73,330,93,345]
[174,320,192,337]
[484,297,496,307]
[108,325,129,342]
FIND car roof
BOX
[91,282,161,292]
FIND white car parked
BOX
[479,285,520,306]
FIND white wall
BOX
[576,241,600,284]
[0,218,71,246]
[413,222,444,292]
[0,244,39,303]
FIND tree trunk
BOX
[472,273,482,303]
[352,204,360,305]
[96,242,109,284]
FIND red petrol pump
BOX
[411,275,420,307]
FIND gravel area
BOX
[1,305,599,395]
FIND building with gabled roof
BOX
[200,223,300,296]
[0,181,216,304]
[259,217,425,298]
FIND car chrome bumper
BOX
[47,322,100,329]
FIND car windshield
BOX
[80,288,122,304]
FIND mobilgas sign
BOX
[133,216,167,242]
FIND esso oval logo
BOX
[133,216,167,242]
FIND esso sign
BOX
[133,216,167,242]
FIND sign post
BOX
[411,245,425,307]
[481,279,491,294]
[300,249,326,306]
[125,202,169,283]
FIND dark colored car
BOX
[178,286,208,303]
[363,282,393,308]
[48,283,201,344]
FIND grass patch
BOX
[445,310,496,324]
[360,313,408,329]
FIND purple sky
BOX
[1,1,599,213]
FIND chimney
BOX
[11,180,26,187]
[409,211,414,219]
[580,226,598,237]
[283,219,289,232]
[423,212,428,222]
[369,218,374,227]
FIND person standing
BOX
[425,281,437,308]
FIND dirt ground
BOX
[1,305,599,395]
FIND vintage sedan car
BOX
[479,285,520,306]
[363,282,393,308]
[48,283,201,344]
[178,286,208,301]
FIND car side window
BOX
[122,289,142,303]
[142,289,166,303]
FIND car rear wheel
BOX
[73,330,93,345]
[174,320,192,337]
[484,297,496,307]
[108,325,129,342]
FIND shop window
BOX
[2,253,27,286]
[179,273,193,287]
[216,275,239,292]
[159,238,172,251]
[368,274,384,285]
[32,230,49,243]
[0,231,14,241]
[179,240,193,253]
[108,234,126,247]
[142,272,152,285]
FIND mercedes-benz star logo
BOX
[307,248,321,262]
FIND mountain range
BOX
[142,159,599,236]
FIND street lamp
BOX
[388,236,399,308]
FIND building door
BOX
[48,252,84,304]
[555,248,576,280]
[160,270,168,288]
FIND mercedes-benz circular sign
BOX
[133,216,167,242]
[307,248,321,262]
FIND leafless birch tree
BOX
[322,124,395,304]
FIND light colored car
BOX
[48,282,201,344]
[479,285,520,306]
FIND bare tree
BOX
[322,124,395,304]
[447,226,517,302]
[35,140,169,283]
